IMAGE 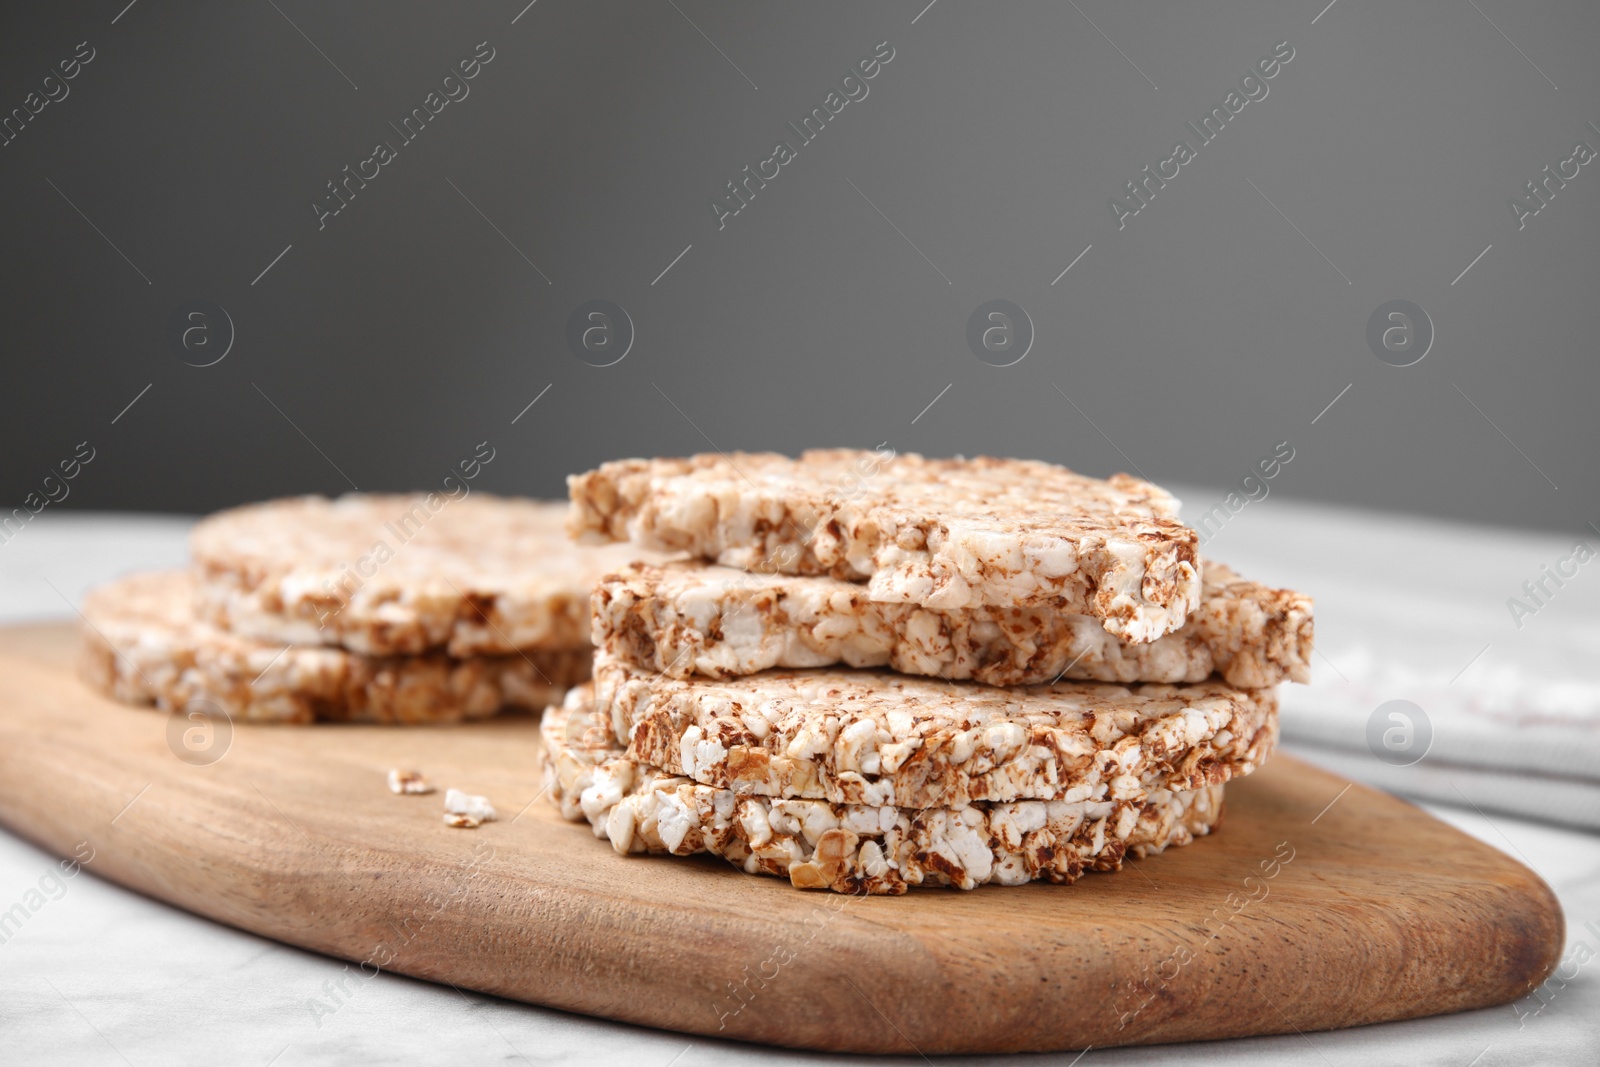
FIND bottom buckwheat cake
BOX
[80,571,590,724]
[542,694,1224,894]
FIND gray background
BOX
[2,0,1596,532]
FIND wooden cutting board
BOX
[0,623,1563,1055]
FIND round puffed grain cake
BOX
[593,558,1312,689]
[542,694,1224,894]
[589,653,1276,809]
[568,450,1201,643]
[191,494,652,656]
[80,570,589,724]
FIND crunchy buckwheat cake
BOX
[192,494,653,657]
[590,653,1276,809]
[543,695,1224,894]
[594,559,1312,689]
[568,451,1200,643]
[80,570,588,724]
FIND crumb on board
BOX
[388,768,434,795]
[443,787,496,829]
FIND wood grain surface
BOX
[0,623,1564,1054]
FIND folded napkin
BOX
[1281,638,1600,831]
[1284,743,1600,832]
[1179,487,1600,836]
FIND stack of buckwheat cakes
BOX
[80,494,642,724]
[544,451,1312,894]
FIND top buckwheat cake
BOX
[593,558,1312,689]
[568,451,1200,642]
[191,494,651,657]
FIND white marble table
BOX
[3,503,1597,1066]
